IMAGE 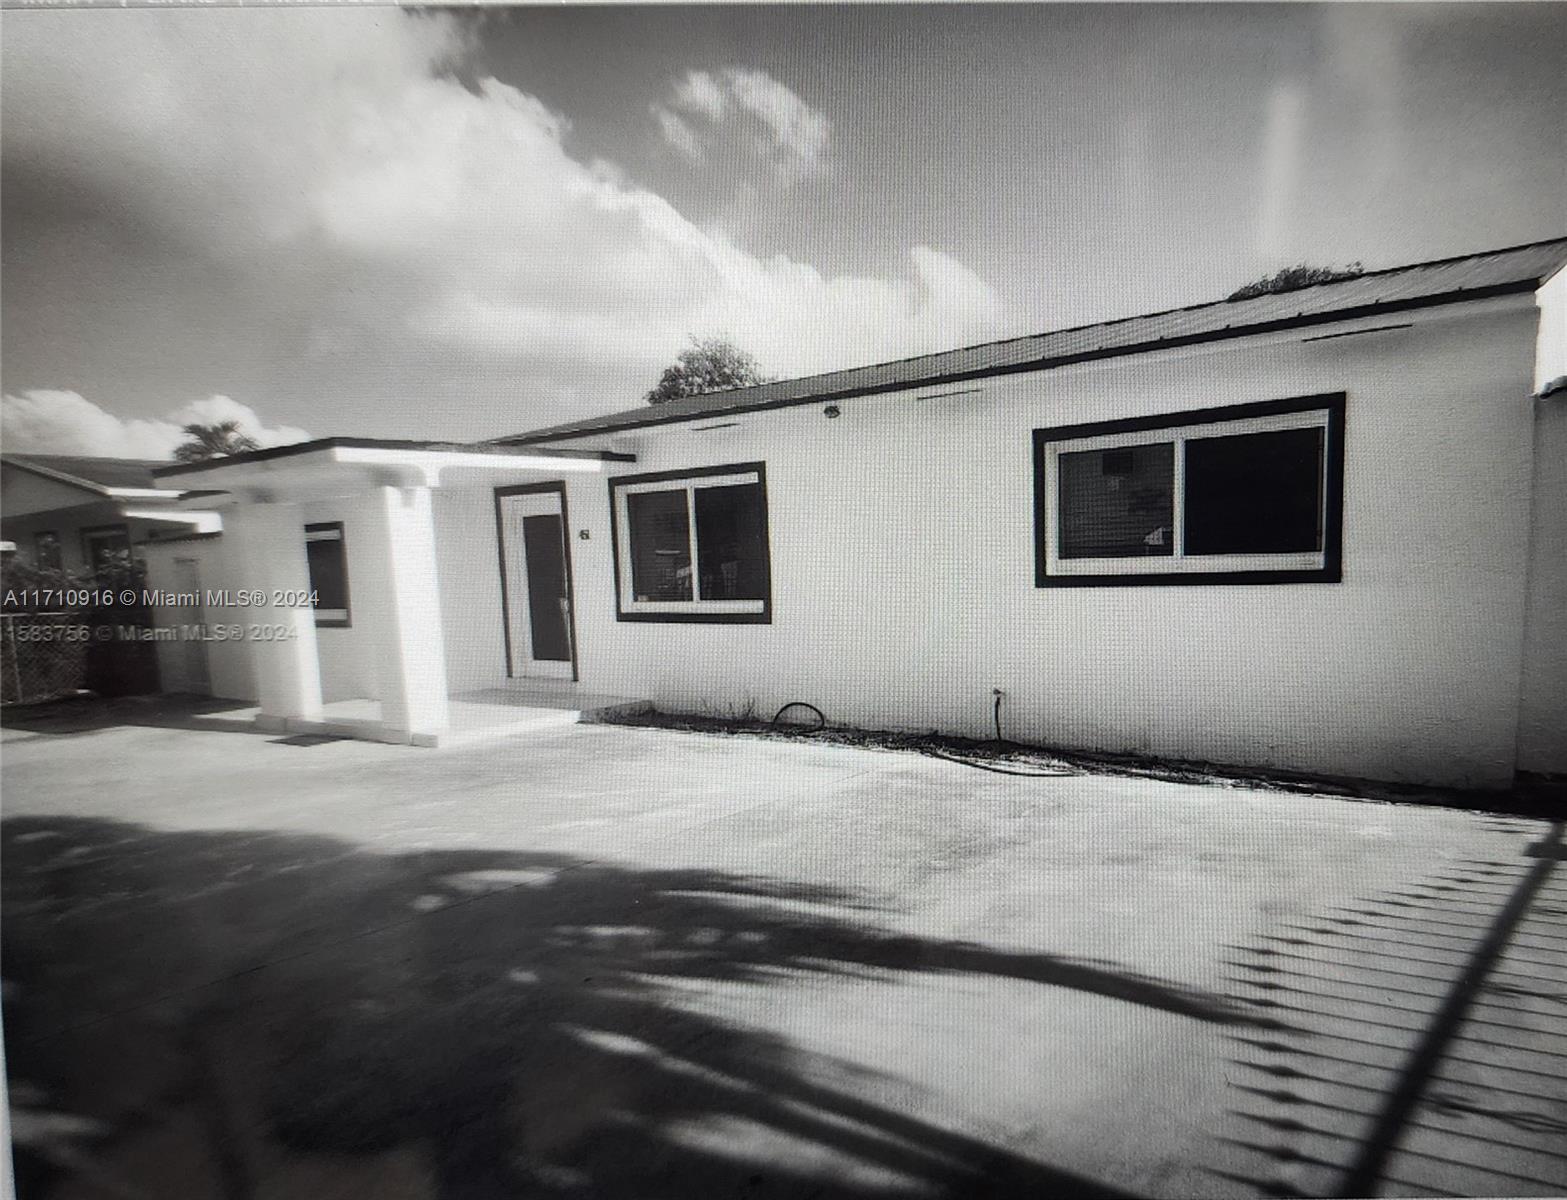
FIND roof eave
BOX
[151,436,634,480]
[504,279,1542,446]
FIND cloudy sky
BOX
[3,4,1564,457]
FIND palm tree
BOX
[172,421,260,463]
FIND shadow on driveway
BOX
[3,815,1269,1200]
[1,696,269,742]
[1213,818,1567,1198]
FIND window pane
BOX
[1058,443,1175,558]
[694,483,767,600]
[522,513,571,661]
[627,489,692,601]
[305,530,349,613]
[1184,427,1324,555]
[86,528,132,573]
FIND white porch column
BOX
[355,485,449,744]
[223,502,323,726]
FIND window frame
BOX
[34,531,63,572]
[304,521,351,627]
[1033,393,1346,587]
[80,524,132,574]
[608,462,772,623]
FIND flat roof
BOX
[151,436,633,480]
[497,236,1567,446]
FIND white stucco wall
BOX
[1517,391,1567,775]
[141,536,258,702]
[133,291,1558,787]
[1536,264,1567,396]
[548,297,1545,789]
[142,499,384,705]
[432,487,509,694]
[297,498,379,704]
[141,488,519,711]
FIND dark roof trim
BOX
[152,436,635,479]
[502,278,1538,445]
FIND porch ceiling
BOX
[150,438,631,502]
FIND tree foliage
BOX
[1227,262,1365,302]
[645,337,770,405]
[172,420,260,463]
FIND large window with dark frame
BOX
[304,522,351,626]
[1034,394,1345,585]
[610,463,771,621]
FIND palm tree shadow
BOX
[4,816,1264,1199]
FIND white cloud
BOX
[722,69,831,175]
[654,107,703,161]
[672,70,729,121]
[654,67,831,182]
[1,391,310,459]
[4,13,1005,429]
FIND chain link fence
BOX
[1,556,162,706]
[0,612,90,705]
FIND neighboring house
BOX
[139,237,1567,789]
[0,454,221,574]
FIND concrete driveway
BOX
[3,699,1563,1199]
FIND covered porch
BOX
[148,438,643,747]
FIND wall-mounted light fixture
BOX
[823,404,841,419]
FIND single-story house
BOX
[1,453,222,575]
[139,237,1567,789]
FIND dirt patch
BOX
[605,707,1566,818]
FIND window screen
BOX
[1057,442,1175,558]
[1184,427,1324,555]
[626,489,692,601]
[694,483,768,600]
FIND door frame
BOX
[494,481,580,682]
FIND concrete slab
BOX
[2,700,1562,1200]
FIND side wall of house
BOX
[557,299,1542,788]
[294,498,372,704]
[1517,392,1567,776]
[141,499,387,705]
[174,491,513,705]
[141,536,258,702]
[432,486,509,694]
[1535,263,1567,395]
